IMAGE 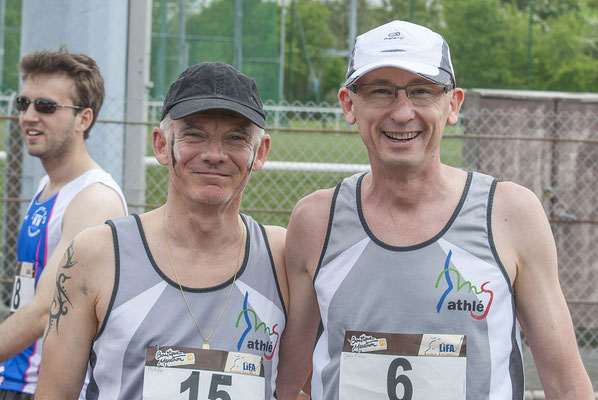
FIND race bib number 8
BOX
[143,346,265,400]
[339,331,466,400]
[10,262,35,312]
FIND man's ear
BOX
[251,133,271,172]
[338,87,357,125]
[447,88,465,126]
[76,108,94,135]
[153,127,169,166]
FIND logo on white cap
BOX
[345,20,456,87]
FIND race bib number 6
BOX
[339,331,466,400]
[143,346,265,400]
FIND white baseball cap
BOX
[344,20,456,87]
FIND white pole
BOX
[348,0,357,55]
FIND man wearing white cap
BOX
[276,20,593,400]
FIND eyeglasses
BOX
[15,96,85,114]
[348,82,454,107]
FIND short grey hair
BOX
[160,116,173,140]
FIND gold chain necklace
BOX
[162,207,244,350]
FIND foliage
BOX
[531,10,598,91]
[500,0,581,20]
[279,0,598,96]
[441,0,530,89]
[2,0,597,97]
[284,0,336,102]
[150,0,279,100]
[1,0,22,93]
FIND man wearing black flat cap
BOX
[36,62,288,400]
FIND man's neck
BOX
[39,149,99,199]
[360,163,468,246]
[365,162,452,206]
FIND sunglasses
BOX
[16,96,85,114]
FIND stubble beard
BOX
[28,119,78,163]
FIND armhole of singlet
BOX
[313,180,343,283]
[486,179,514,294]
[94,218,122,341]
[258,223,287,320]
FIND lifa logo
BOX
[235,291,280,360]
[243,361,257,373]
[439,343,455,353]
[419,334,464,357]
[28,206,48,237]
[435,250,493,319]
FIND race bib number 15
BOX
[143,345,265,400]
[339,331,466,400]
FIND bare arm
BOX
[276,189,333,400]
[493,182,593,399]
[0,183,125,362]
[264,225,289,309]
[35,225,114,399]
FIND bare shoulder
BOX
[263,225,289,306]
[68,224,116,314]
[492,181,554,282]
[494,180,544,213]
[493,181,549,235]
[73,222,115,252]
[289,187,336,232]
[68,224,115,281]
[68,182,126,218]
[263,225,286,250]
[263,224,286,269]
[286,187,336,276]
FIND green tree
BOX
[2,0,22,92]
[442,0,529,89]
[372,0,443,27]
[500,0,581,20]
[151,0,188,98]
[285,0,336,103]
[532,9,598,91]
[151,0,280,101]
[186,0,279,101]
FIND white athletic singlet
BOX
[0,169,127,396]
[87,214,286,400]
[311,171,524,400]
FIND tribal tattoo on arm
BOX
[45,242,78,339]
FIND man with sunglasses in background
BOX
[0,49,127,400]
[276,20,593,399]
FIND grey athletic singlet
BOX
[312,172,524,400]
[87,214,286,400]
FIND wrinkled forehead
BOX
[173,110,258,135]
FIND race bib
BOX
[339,331,466,400]
[143,345,265,400]
[10,262,35,312]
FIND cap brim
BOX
[168,98,266,129]
[345,60,451,87]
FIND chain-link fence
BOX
[0,91,597,393]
